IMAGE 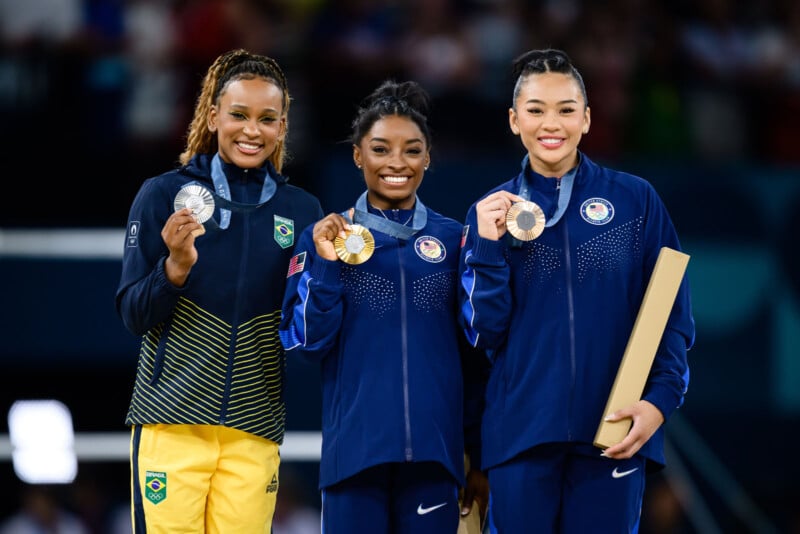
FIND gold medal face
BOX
[506,201,546,241]
[334,224,375,264]
[174,184,215,223]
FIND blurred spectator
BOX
[0,484,90,534]
[678,0,750,160]
[305,0,402,143]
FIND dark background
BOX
[1,0,799,532]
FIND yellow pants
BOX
[130,424,280,534]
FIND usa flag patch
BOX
[287,252,306,278]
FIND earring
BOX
[356,164,362,169]
[424,166,429,170]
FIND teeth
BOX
[239,142,260,150]
[540,138,562,145]
[384,176,408,183]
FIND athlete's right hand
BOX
[312,209,352,261]
[474,190,524,240]
[161,207,201,287]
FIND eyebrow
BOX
[524,98,578,106]
[369,136,424,144]
[228,103,281,114]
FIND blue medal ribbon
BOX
[348,191,427,240]
[199,153,277,231]
[516,154,578,229]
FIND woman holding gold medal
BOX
[116,49,323,533]
[458,48,695,533]
[280,80,488,534]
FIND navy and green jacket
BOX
[116,153,323,444]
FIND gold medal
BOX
[334,224,375,264]
[506,201,546,241]
[174,184,215,237]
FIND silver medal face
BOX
[174,185,215,223]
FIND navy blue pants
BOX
[486,443,646,534]
[321,461,459,534]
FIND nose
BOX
[243,119,259,136]
[387,150,408,169]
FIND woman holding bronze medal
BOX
[279,80,488,534]
[458,48,695,533]
[115,49,323,533]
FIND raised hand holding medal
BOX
[174,184,215,237]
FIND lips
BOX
[236,141,262,154]
[382,176,410,184]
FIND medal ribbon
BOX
[516,154,577,229]
[202,153,277,230]
[349,191,427,240]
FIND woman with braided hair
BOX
[116,49,323,533]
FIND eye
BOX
[260,116,278,124]
[526,107,543,116]
[560,106,576,115]
[406,147,423,155]
[371,145,389,154]
[229,111,246,120]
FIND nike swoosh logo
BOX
[417,502,447,515]
[612,467,639,479]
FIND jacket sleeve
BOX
[279,228,345,362]
[458,204,514,355]
[115,178,187,336]
[641,185,695,422]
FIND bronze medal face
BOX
[174,184,215,223]
[334,224,375,264]
[506,201,546,241]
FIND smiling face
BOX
[208,77,286,169]
[509,71,590,177]
[353,114,430,210]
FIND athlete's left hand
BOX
[601,400,664,459]
[461,467,489,527]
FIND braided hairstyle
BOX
[179,49,291,172]
[350,80,432,148]
[511,49,588,110]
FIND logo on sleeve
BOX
[580,198,614,225]
[461,225,469,248]
[127,221,141,248]
[287,251,306,278]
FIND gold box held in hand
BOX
[594,246,690,450]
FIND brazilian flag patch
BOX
[274,215,295,249]
[145,471,167,505]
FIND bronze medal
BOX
[506,201,546,241]
[334,224,375,264]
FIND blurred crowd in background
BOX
[1,0,799,226]
[1,0,799,533]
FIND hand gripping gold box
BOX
[594,247,690,449]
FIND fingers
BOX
[313,213,350,244]
[475,190,523,240]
